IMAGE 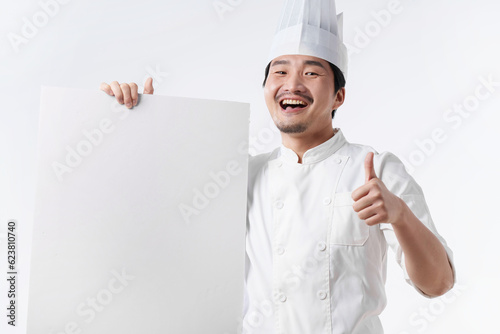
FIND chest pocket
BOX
[330,192,370,246]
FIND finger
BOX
[352,195,374,213]
[129,83,138,106]
[143,77,154,94]
[364,152,377,183]
[364,213,386,226]
[99,82,113,95]
[360,201,387,225]
[351,184,369,202]
[109,81,124,104]
[357,207,377,221]
[120,83,133,108]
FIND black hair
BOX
[262,60,346,119]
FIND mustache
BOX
[275,92,313,105]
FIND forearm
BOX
[392,199,454,297]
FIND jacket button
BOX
[334,158,342,164]
[278,293,287,303]
[317,290,328,300]
[276,247,285,255]
[323,197,332,205]
[317,241,327,251]
[274,201,284,209]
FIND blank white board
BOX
[28,86,250,334]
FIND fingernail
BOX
[126,103,132,108]
[133,99,137,106]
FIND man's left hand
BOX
[351,152,405,226]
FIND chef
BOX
[99,0,455,332]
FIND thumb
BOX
[364,152,377,183]
[144,77,154,94]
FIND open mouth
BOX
[279,99,309,112]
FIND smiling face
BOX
[264,55,345,138]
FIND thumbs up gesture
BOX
[351,152,405,226]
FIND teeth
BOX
[281,99,307,106]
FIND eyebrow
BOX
[270,59,326,69]
[303,60,326,69]
[270,60,289,67]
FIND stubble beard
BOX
[274,118,310,134]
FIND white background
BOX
[1,0,499,333]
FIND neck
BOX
[281,127,336,163]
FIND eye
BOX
[274,71,287,75]
[305,72,319,76]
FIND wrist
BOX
[390,197,410,228]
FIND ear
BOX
[332,87,345,110]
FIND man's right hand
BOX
[99,77,154,109]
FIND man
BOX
[100,0,455,332]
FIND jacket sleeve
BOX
[375,151,456,298]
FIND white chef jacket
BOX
[242,128,455,334]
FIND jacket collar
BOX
[279,128,346,164]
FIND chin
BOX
[275,121,309,134]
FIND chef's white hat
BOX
[268,0,348,78]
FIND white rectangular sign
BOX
[28,86,250,333]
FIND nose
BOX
[282,72,306,93]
